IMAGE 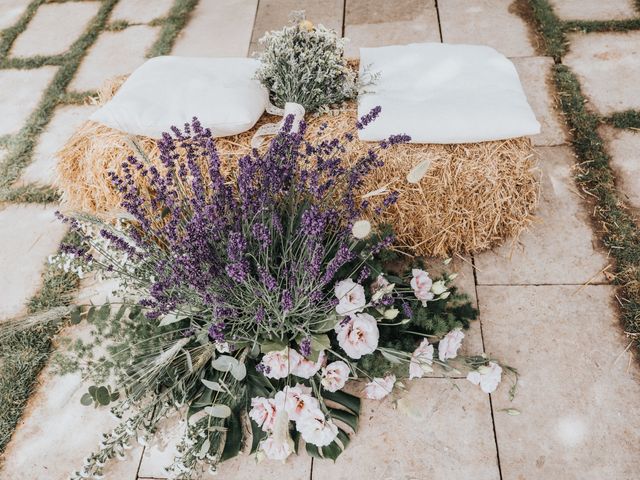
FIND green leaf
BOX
[211,355,237,372]
[221,412,243,461]
[322,390,360,415]
[70,308,82,325]
[310,334,331,352]
[114,304,127,322]
[86,306,96,322]
[97,304,110,321]
[230,362,247,381]
[250,415,265,454]
[159,313,186,327]
[188,409,208,425]
[110,391,120,402]
[201,379,225,392]
[260,340,287,353]
[197,438,210,459]
[328,408,359,433]
[380,349,403,365]
[88,385,97,397]
[80,393,93,406]
[95,386,110,406]
[205,404,232,418]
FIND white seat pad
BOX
[90,56,268,139]
[357,43,541,144]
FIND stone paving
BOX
[1,1,639,479]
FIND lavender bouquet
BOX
[30,110,515,479]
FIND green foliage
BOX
[147,0,200,58]
[606,110,640,130]
[552,64,640,346]
[528,0,567,60]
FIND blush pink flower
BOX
[409,339,434,379]
[363,374,396,400]
[292,351,326,379]
[296,408,339,447]
[275,384,319,422]
[249,396,279,432]
[261,348,301,379]
[410,269,434,306]
[259,408,294,461]
[334,278,366,316]
[467,362,503,394]
[438,328,465,362]
[320,360,350,392]
[335,312,379,359]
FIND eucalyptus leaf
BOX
[310,334,330,352]
[211,355,238,372]
[159,313,185,327]
[205,404,232,418]
[314,313,339,333]
[230,362,247,381]
[95,386,110,406]
[260,340,287,353]
[197,438,210,459]
[188,409,208,425]
[201,379,225,392]
[80,393,93,406]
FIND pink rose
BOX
[296,408,339,447]
[438,328,465,361]
[409,339,434,379]
[249,396,279,432]
[410,268,434,306]
[321,360,351,392]
[275,384,319,422]
[335,312,379,359]
[363,374,396,400]
[334,278,366,316]
[292,351,326,379]
[261,348,301,379]
[467,362,502,393]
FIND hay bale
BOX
[57,77,538,258]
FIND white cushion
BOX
[357,43,541,144]
[90,56,268,138]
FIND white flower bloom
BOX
[261,348,301,379]
[467,362,503,394]
[351,219,371,239]
[334,278,366,316]
[320,361,350,392]
[363,374,396,400]
[296,408,339,447]
[409,339,434,379]
[410,269,434,306]
[275,384,319,422]
[431,279,448,296]
[335,312,379,359]
[249,396,279,432]
[259,408,294,461]
[292,351,326,379]
[438,328,465,362]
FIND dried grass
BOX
[57,76,539,257]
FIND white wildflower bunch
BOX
[255,13,359,112]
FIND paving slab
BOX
[476,146,608,285]
[439,0,537,58]
[549,0,637,21]
[110,0,175,25]
[19,104,97,186]
[344,0,441,58]
[172,0,257,57]
[0,0,29,31]
[312,379,500,480]
[250,0,343,55]
[0,204,68,321]
[137,412,312,479]
[10,2,100,58]
[0,67,57,136]
[600,126,640,213]
[512,56,568,146]
[69,25,159,92]
[479,285,640,480]
[564,31,640,115]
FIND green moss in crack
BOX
[565,18,640,33]
[528,0,567,60]
[147,0,200,58]
[554,64,640,343]
[606,111,640,130]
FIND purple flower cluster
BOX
[66,108,408,343]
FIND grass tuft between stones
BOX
[606,110,640,130]
[528,0,640,352]
[0,0,200,456]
